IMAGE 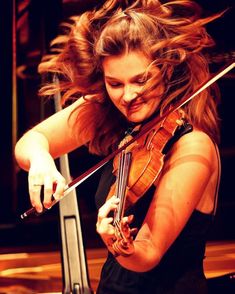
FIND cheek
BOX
[106,88,121,105]
[151,98,161,113]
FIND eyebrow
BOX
[104,72,148,81]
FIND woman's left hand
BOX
[96,196,137,257]
[96,196,120,249]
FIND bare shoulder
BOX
[165,130,219,177]
[159,129,220,214]
[174,129,217,155]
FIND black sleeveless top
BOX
[95,125,218,294]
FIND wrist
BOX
[15,130,50,171]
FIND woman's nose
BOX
[122,85,138,103]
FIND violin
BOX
[108,109,185,257]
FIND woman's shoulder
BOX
[169,128,218,166]
[177,127,215,147]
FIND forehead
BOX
[102,51,151,79]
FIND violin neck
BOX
[114,151,132,223]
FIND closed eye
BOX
[135,78,147,85]
[105,73,150,88]
[107,82,123,88]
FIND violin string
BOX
[120,152,132,219]
[118,153,125,222]
[114,152,132,224]
[119,152,127,220]
[114,220,125,240]
[118,152,125,220]
[114,151,124,223]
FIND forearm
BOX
[15,130,50,171]
[115,239,161,272]
[97,198,163,272]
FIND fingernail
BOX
[37,206,43,213]
[43,202,51,209]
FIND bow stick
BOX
[20,62,235,219]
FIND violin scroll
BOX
[110,215,137,257]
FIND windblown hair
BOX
[38,0,222,155]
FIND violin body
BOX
[107,110,184,210]
[107,110,185,257]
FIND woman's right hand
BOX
[14,100,87,213]
[28,150,66,213]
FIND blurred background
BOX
[0,0,234,255]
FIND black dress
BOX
[95,159,215,294]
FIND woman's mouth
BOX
[128,101,144,112]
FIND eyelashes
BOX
[107,79,148,88]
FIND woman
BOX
[15,0,222,293]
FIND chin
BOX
[127,114,146,123]
[126,105,155,123]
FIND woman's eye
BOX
[136,79,147,85]
[108,82,122,88]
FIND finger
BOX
[43,175,54,208]
[53,176,66,200]
[127,214,134,224]
[130,228,138,236]
[28,176,44,212]
[122,214,134,225]
[109,195,119,202]
[96,217,115,235]
[29,184,43,212]
[97,199,119,222]
[96,216,113,230]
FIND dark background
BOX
[0,0,234,253]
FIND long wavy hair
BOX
[38,0,222,155]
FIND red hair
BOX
[38,0,222,155]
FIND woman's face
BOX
[103,51,163,123]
